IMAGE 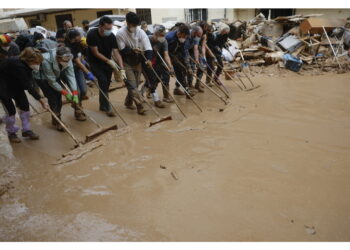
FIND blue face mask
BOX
[194,37,201,43]
[104,29,112,36]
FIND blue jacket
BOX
[166,31,190,67]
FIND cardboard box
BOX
[300,18,347,34]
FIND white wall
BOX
[151,9,185,24]
[208,9,234,22]
[233,9,256,21]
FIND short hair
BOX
[82,20,89,25]
[63,20,72,26]
[153,24,166,35]
[217,22,230,33]
[141,21,147,26]
[99,16,113,26]
[126,12,140,25]
[66,29,81,41]
[191,25,202,34]
[19,47,43,64]
[56,46,72,58]
[177,24,190,35]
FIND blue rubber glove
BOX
[86,72,95,81]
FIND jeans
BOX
[90,63,113,112]
[142,63,170,93]
[74,66,87,100]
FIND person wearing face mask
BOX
[166,23,196,98]
[185,25,203,92]
[0,34,20,63]
[65,29,94,104]
[142,24,175,107]
[207,22,230,87]
[115,12,153,115]
[0,47,48,143]
[32,46,83,131]
[86,16,125,117]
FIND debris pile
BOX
[225,13,350,75]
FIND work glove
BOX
[39,97,49,110]
[86,72,96,81]
[145,60,153,68]
[106,59,119,71]
[72,90,79,104]
[61,89,72,102]
[119,69,127,80]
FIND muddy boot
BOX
[124,94,136,110]
[206,77,214,87]
[106,110,116,117]
[136,104,146,115]
[173,87,185,96]
[195,80,205,93]
[132,89,146,115]
[8,133,21,143]
[151,92,165,108]
[74,105,87,121]
[51,114,64,132]
[186,88,197,99]
[22,130,39,140]
[162,84,174,103]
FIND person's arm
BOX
[63,61,78,92]
[40,60,64,92]
[205,44,216,59]
[112,48,124,69]
[201,35,207,59]
[90,46,110,63]
[164,51,173,70]
[140,30,153,61]
[194,44,200,63]
[74,57,90,74]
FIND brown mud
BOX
[0,72,350,241]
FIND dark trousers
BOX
[207,54,223,78]
[36,79,62,114]
[90,63,113,112]
[0,90,29,116]
[173,61,188,89]
[143,63,170,93]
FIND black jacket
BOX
[0,57,41,100]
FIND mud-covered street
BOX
[1,72,350,241]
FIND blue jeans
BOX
[74,66,87,100]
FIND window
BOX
[185,9,208,23]
[136,9,152,24]
[55,14,73,30]
[96,10,113,18]
[256,9,295,19]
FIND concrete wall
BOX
[151,9,185,24]
[208,9,234,22]
[233,9,256,21]
[22,9,129,31]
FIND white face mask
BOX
[179,38,186,43]
[157,37,165,43]
[29,64,40,71]
[1,46,10,51]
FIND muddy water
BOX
[1,72,350,241]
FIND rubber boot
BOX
[173,87,185,96]
[4,115,21,143]
[195,80,204,93]
[124,93,136,110]
[74,104,87,121]
[19,110,39,140]
[51,113,64,132]
[186,88,197,99]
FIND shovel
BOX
[60,80,118,143]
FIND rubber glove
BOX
[61,89,72,102]
[72,90,79,104]
[145,60,153,68]
[86,72,95,81]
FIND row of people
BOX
[0,12,231,143]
